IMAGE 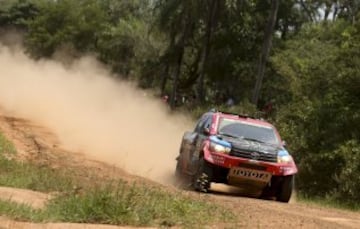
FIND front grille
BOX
[230,148,277,163]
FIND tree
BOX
[196,0,220,103]
[0,0,38,30]
[155,0,203,108]
[272,19,360,204]
[25,0,106,58]
[251,0,279,105]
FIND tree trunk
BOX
[179,48,203,90]
[196,0,219,103]
[170,43,184,109]
[170,1,194,109]
[299,0,314,22]
[333,4,339,21]
[324,3,331,21]
[170,6,189,109]
[251,0,279,106]
[281,17,288,40]
[160,64,169,95]
[160,34,175,96]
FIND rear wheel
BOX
[276,175,294,203]
[175,155,184,177]
[174,156,192,188]
[193,158,213,193]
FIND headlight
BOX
[209,142,231,154]
[277,155,293,163]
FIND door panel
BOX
[180,113,213,175]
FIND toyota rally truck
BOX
[175,110,298,202]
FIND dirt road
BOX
[1,114,360,228]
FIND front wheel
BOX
[276,175,294,203]
[193,158,213,193]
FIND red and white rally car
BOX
[175,110,298,202]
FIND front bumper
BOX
[203,147,298,176]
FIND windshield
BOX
[217,118,279,145]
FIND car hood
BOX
[230,139,280,154]
[213,135,282,155]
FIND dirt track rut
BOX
[1,114,360,228]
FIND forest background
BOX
[1,0,360,207]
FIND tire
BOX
[276,175,294,203]
[193,158,213,193]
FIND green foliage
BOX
[0,132,16,155]
[297,193,360,211]
[0,132,74,192]
[272,20,360,204]
[332,141,360,203]
[1,0,360,207]
[0,200,41,221]
[0,0,38,29]
[44,182,233,227]
[0,157,74,192]
[25,0,107,57]
[0,183,234,227]
[0,131,234,227]
[97,15,162,78]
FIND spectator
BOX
[226,97,234,107]
[262,99,275,117]
[162,95,169,104]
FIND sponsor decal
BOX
[228,167,271,182]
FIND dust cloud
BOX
[0,42,192,184]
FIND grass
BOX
[0,157,75,192]
[0,131,235,227]
[0,132,16,155]
[296,193,360,212]
[0,183,234,227]
[0,200,40,221]
[43,182,233,227]
[0,132,74,192]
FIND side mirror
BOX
[203,126,210,135]
[282,140,287,147]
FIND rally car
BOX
[175,110,298,202]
